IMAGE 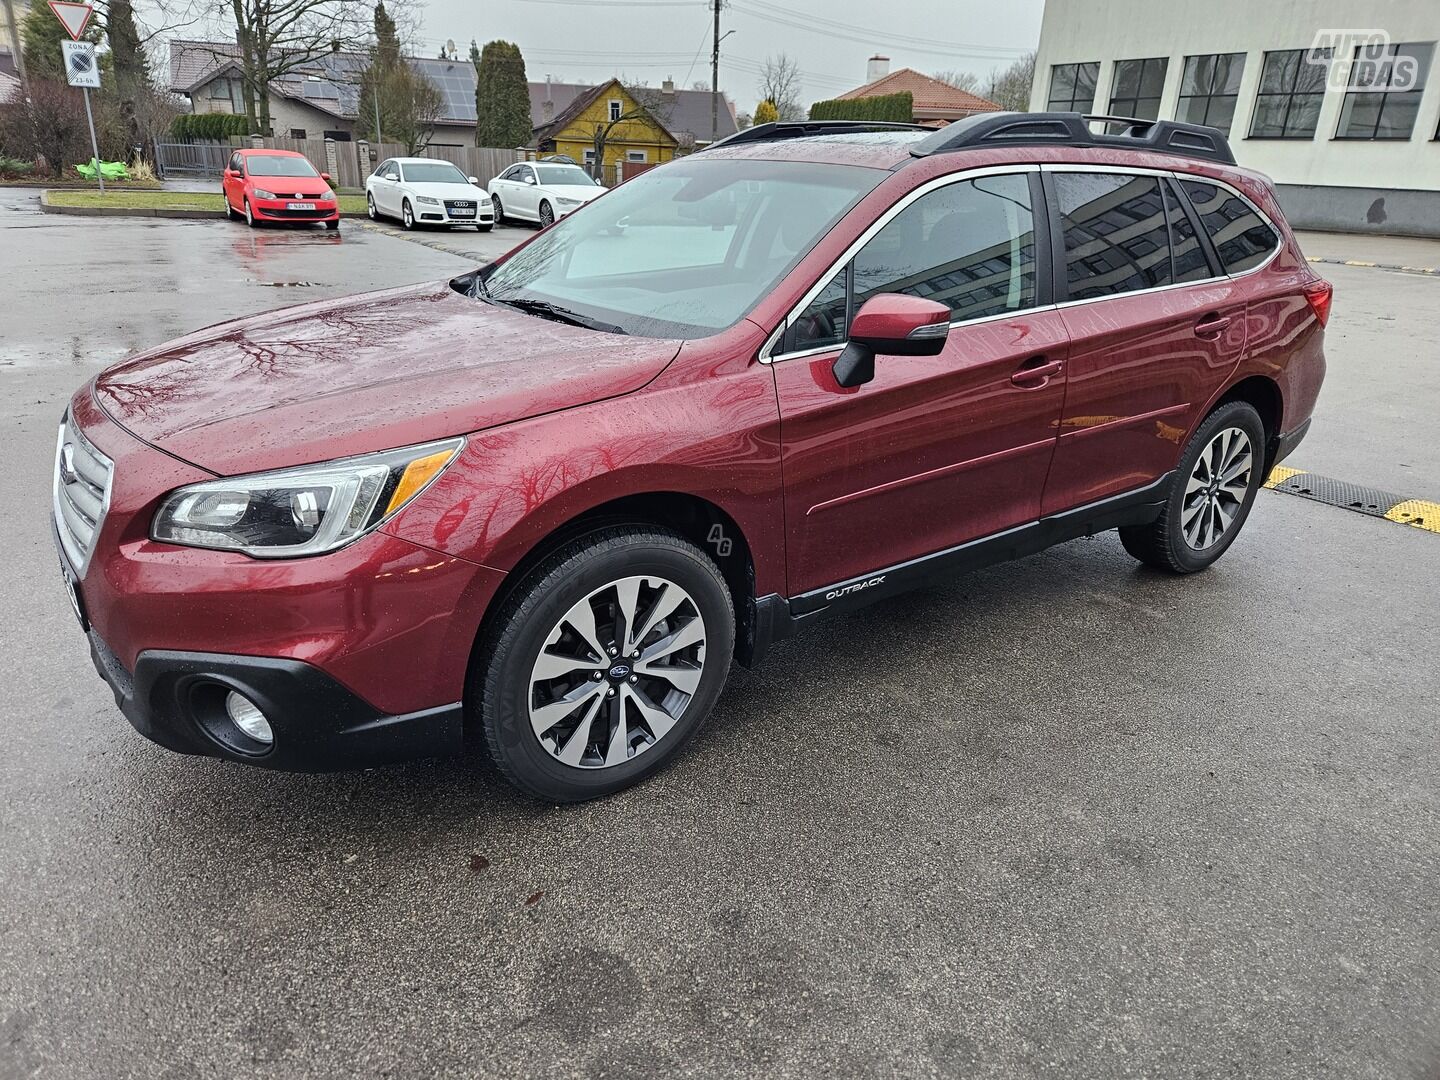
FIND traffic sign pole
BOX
[81,85,103,194]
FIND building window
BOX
[626,150,647,162]
[1336,41,1434,140]
[1046,62,1100,112]
[289,128,307,139]
[1109,58,1168,120]
[323,129,351,142]
[608,99,623,122]
[208,78,230,99]
[1177,53,1246,133]
[1249,48,1330,138]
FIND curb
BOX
[39,192,366,220]
[1306,255,1440,277]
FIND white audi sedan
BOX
[365,157,494,231]
[488,161,606,228]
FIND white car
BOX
[365,157,494,231]
[488,161,606,228]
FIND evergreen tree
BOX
[753,98,779,125]
[474,41,532,148]
[356,1,442,152]
[104,0,152,156]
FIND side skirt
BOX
[740,474,1172,666]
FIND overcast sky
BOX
[401,0,1043,109]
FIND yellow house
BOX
[532,79,679,182]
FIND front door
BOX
[1039,169,1249,515]
[774,171,1069,598]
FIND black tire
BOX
[538,200,554,228]
[366,192,378,220]
[244,199,258,228]
[472,527,734,802]
[325,219,339,231]
[401,199,415,230]
[491,194,504,225]
[225,197,239,221]
[1119,400,1267,574]
[477,224,492,232]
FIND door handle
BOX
[1195,314,1233,338]
[1011,357,1063,387]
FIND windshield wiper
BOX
[491,297,627,335]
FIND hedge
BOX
[808,91,914,124]
[169,113,253,140]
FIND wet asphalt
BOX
[1,192,1437,1080]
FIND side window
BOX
[521,166,536,183]
[1054,172,1172,300]
[1165,180,1212,283]
[787,174,1038,353]
[1178,179,1279,274]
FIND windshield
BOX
[403,161,469,184]
[479,159,883,338]
[246,155,319,178]
[536,165,596,186]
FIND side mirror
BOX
[525,175,537,185]
[468,175,480,185]
[385,172,400,182]
[832,294,951,388]
[321,171,331,182]
[223,169,239,179]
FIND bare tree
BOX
[982,51,1037,112]
[932,69,982,93]
[757,52,802,120]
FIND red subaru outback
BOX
[55,115,1329,801]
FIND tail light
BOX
[1304,280,1333,328]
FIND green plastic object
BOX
[74,160,131,181]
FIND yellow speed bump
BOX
[1384,499,1440,534]
[1264,465,1304,489]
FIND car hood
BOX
[405,181,488,201]
[93,280,682,475]
[546,184,605,201]
[250,176,330,197]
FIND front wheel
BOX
[477,223,492,232]
[538,200,554,228]
[1119,400,1266,573]
[325,219,339,231]
[491,194,505,225]
[401,199,415,230]
[243,199,257,228]
[473,527,734,802]
[366,192,377,220]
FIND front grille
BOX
[53,412,114,575]
[444,199,476,211]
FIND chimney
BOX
[662,77,675,95]
[866,55,890,82]
[542,100,554,122]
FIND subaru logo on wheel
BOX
[609,663,631,680]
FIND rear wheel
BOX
[473,527,734,802]
[1119,400,1266,573]
[225,197,239,220]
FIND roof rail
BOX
[704,119,932,151]
[909,111,1236,166]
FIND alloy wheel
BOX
[491,194,503,224]
[367,193,376,219]
[539,201,554,228]
[1182,426,1253,550]
[527,575,707,769]
[402,201,413,229]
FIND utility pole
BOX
[710,0,720,141]
[2,0,27,99]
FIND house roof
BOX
[168,40,737,140]
[531,79,679,147]
[837,67,1000,117]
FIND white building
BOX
[1030,0,1440,236]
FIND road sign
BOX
[47,0,92,40]
[61,39,99,88]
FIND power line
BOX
[729,0,1028,59]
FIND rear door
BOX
[223,152,243,209]
[1039,167,1249,515]
[773,169,1070,597]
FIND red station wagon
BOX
[54,115,1330,801]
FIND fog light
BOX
[225,691,273,745]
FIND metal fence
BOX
[154,141,232,178]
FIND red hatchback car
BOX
[56,115,1329,801]
[221,148,340,229]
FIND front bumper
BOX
[88,634,463,770]
[415,201,493,225]
[251,198,340,222]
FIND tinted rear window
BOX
[1054,172,1173,300]
[1179,179,1279,273]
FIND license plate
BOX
[451,208,475,217]
[287,201,316,211]
[58,553,88,631]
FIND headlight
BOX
[555,197,580,208]
[152,438,463,558]
[321,188,335,200]
[251,188,277,200]
[416,196,441,205]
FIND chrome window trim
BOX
[762,164,1040,364]
[760,162,1281,365]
